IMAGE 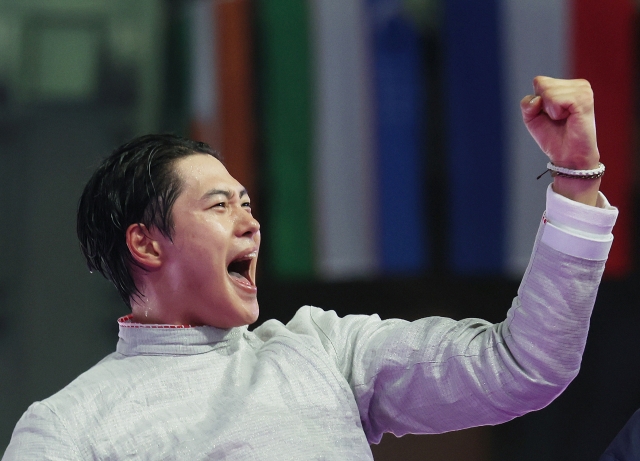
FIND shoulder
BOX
[253,306,393,369]
[254,306,382,341]
[23,352,122,428]
[4,351,133,458]
[3,401,74,459]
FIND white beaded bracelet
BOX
[537,162,605,180]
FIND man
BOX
[3,77,618,459]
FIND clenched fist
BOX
[521,76,601,206]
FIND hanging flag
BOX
[256,0,315,279]
[216,0,257,205]
[309,0,378,280]
[572,0,634,277]
[187,0,219,151]
[368,0,428,274]
[444,0,505,274]
[163,0,191,133]
[500,0,569,276]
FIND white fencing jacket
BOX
[3,185,618,460]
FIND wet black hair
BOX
[77,134,221,307]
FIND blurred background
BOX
[0,0,639,459]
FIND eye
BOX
[242,202,252,212]
[211,201,227,209]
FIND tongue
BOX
[229,271,249,283]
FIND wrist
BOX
[552,176,601,206]
[552,150,600,170]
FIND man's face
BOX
[156,154,261,328]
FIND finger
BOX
[532,75,577,94]
[540,87,592,120]
[532,77,594,116]
[532,76,550,95]
[520,94,542,123]
[541,97,571,120]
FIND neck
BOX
[129,281,195,326]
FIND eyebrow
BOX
[200,188,248,201]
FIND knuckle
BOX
[576,79,593,94]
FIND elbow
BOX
[502,361,581,415]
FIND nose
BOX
[235,210,260,238]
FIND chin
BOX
[243,303,260,325]
[219,301,259,328]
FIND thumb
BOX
[520,95,542,123]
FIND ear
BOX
[126,223,163,270]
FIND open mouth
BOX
[227,253,256,286]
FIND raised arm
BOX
[304,77,617,443]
